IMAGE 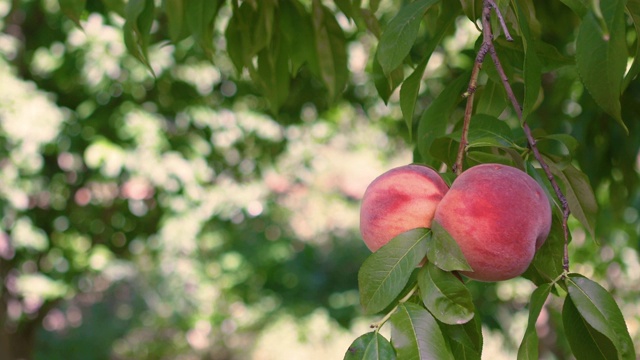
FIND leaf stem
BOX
[455,0,572,273]
[370,284,418,329]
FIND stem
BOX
[454,3,493,175]
[456,0,572,273]
[486,0,513,41]
[370,284,418,329]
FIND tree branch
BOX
[456,0,572,273]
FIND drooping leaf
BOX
[335,0,357,20]
[400,0,459,140]
[562,296,619,360]
[59,0,86,27]
[358,228,430,314]
[427,220,472,272]
[400,57,428,138]
[475,79,507,117]
[359,8,382,38]
[370,0,381,13]
[459,0,482,21]
[575,0,628,132]
[539,133,579,157]
[428,137,459,169]
[255,38,290,113]
[456,114,515,149]
[418,262,474,325]
[312,0,349,101]
[185,0,222,59]
[511,0,542,122]
[440,314,483,360]
[377,0,442,75]
[492,37,573,73]
[279,0,319,75]
[344,332,397,360]
[624,0,640,89]
[566,274,636,360]
[390,303,455,360]
[372,52,404,104]
[163,0,187,43]
[558,0,588,17]
[416,71,470,166]
[545,157,597,240]
[521,211,565,285]
[517,283,552,360]
[123,0,156,75]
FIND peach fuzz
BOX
[360,164,449,252]
[434,164,552,282]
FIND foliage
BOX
[0,0,638,359]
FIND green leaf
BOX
[416,71,470,166]
[372,51,404,104]
[576,0,628,133]
[59,0,86,27]
[224,4,243,73]
[185,0,222,59]
[255,38,290,113]
[123,0,156,75]
[475,79,507,117]
[163,0,187,43]
[279,0,318,75]
[335,0,357,20]
[390,303,455,360]
[539,133,579,156]
[358,228,430,314]
[521,211,564,285]
[427,220,473,272]
[400,58,428,139]
[545,158,597,240]
[566,274,636,360]
[370,0,381,13]
[418,262,474,325]
[440,315,483,360]
[559,0,588,17]
[253,1,276,55]
[462,114,515,149]
[459,0,482,21]
[312,0,349,101]
[344,332,396,360]
[359,8,382,38]
[562,296,619,360]
[377,0,442,75]
[400,0,459,141]
[511,0,542,122]
[517,283,552,360]
[624,0,640,89]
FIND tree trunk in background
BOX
[0,325,36,360]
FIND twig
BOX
[486,0,513,41]
[370,284,418,329]
[454,5,493,175]
[455,0,572,273]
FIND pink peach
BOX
[434,164,552,281]
[360,164,449,252]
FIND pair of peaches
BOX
[360,163,551,282]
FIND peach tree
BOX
[347,0,637,359]
[48,0,639,358]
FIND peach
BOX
[433,164,551,281]
[360,164,449,252]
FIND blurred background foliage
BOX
[0,0,638,359]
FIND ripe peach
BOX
[360,164,449,252]
[433,164,551,281]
